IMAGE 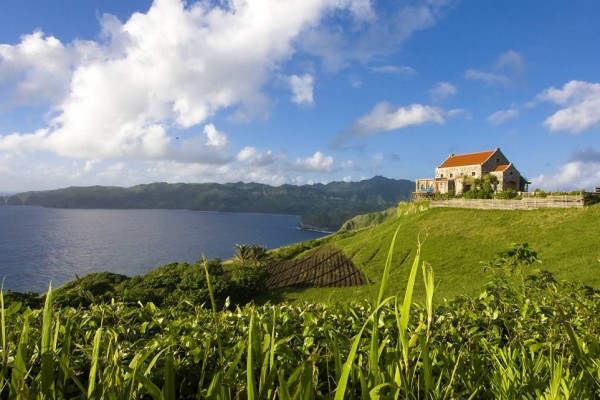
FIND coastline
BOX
[297,221,335,234]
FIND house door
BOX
[506,181,516,190]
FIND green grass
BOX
[270,203,600,303]
[1,245,599,399]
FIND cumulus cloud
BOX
[531,161,600,192]
[165,124,233,164]
[347,102,444,137]
[487,108,519,125]
[329,102,444,150]
[0,31,75,107]
[0,0,350,160]
[429,81,457,101]
[465,50,525,87]
[288,74,315,105]
[237,146,281,167]
[536,80,600,133]
[203,124,228,148]
[0,0,458,190]
[292,151,334,172]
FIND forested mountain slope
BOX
[2,176,414,231]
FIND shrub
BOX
[494,188,519,199]
[231,264,269,303]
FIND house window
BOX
[471,172,476,176]
[510,171,513,175]
[441,174,444,178]
[450,173,453,178]
[496,158,500,163]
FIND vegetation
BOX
[273,202,600,303]
[3,176,414,231]
[1,257,269,311]
[1,237,598,398]
[462,173,499,199]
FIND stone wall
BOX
[430,195,586,210]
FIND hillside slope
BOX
[271,202,600,303]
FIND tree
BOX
[234,244,268,267]
[234,243,252,265]
[249,245,268,267]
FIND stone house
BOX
[415,148,526,196]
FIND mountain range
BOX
[1,176,415,231]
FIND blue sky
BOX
[1,0,599,193]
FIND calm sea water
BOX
[0,207,328,293]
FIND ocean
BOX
[0,206,328,293]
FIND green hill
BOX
[7,201,599,307]
[268,202,600,303]
[4,176,414,231]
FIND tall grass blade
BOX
[247,312,258,400]
[396,241,421,371]
[135,369,162,400]
[201,256,224,368]
[163,352,175,400]
[87,327,103,398]
[41,283,55,398]
[418,334,432,397]
[421,261,435,340]
[9,310,30,397]
[334,298,394,400]
[0,280,6,393]
[54,355,87,394]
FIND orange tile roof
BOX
[438,150,495,168]
[493,164,509,172]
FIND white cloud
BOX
[169,127,232,165]
[464,70,511,86]
[346,102,444,137]
[0,0,353,161]
[292,151,334,172]
[203,124,228,148]
[0,0,458,190]
[372,152,384,162]
[289,74,315,105]
[429,81,457,101]
[531,161,600,192]
[0,31,75,106]
[299,1,452,71]
[537,80,600,133]
[236,146,280,167]
[446,108,469,119]
[465,50,525,87]
[84,159,100,172]
[494,50,526,76]
[371,65,415,76]
[487,108,519,125]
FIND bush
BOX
[53,272,129,308]
[231,264,269,304]
[494,189,519,199]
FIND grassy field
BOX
[267,202,600,303]
[2,230,598,398]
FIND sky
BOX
[1,0,600,193]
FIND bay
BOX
[0,206,328,293]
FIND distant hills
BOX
[0,176,415,231]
